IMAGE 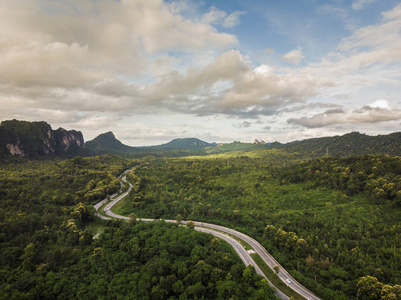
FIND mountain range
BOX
[2,119,401,158]
[85,131,216,155]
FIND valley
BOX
[0,120,401,299]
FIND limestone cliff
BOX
[0,120,85,157]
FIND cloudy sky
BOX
[1,0,401,145]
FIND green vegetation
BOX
[205,131,401,157]
[3,122,401,300]
[251,254,306,300]
[158,138,214,149]
[0,119,86,158]
[284,131,401,157]
[4,119,401,160]
[118,154,401,299]
[85,131,136,154]
[357,275,401,299]
[0,155,278,299]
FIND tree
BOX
[128,213,137,226]
[20,243,35,271]
[186,220,195,229]
[91,247,104,260]
[357,276,383,300]
[176,214,183,224]
[381,285,397,300]
[273,265,280,275]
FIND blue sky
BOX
[1,0,401,145]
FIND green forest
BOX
[0,155,277,299]
[113,154,401,299]
[1,133,401,299]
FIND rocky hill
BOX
[0,120,85,157]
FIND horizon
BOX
[82,125,399,147]
[1,1,401,146]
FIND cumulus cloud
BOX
[1,0,401,141]
[0,0,237,98]
[141,51,333,117]
[287,100,401,128]
[283,49,305,65]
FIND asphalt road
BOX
[94,168,320,300]
[195,226,289,300]
[191,222,320,300]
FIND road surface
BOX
[94,168,320,300]
[195,226,288,300]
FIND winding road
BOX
[94,167,320,300]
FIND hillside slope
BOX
[279,132,401,157]
[85,131,136,154]
[156,138,215,149]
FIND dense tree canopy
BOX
[0,155,278,299]
[113,154,401,299]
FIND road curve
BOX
[94,168,320,300]
[195,226,288,300]
[192,222,320,300]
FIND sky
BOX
[1,0,401,146]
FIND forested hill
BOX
[155,138,215,149]
[0,155,278,299]
[85,133,215,156]
[85,131,136,154]
[0,119,86,158]
[274,132,401,157]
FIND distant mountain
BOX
[85,131,136,154]
[207,141,266,154]
[0,119,85,158]
[206,132,401,157]
[85,134,217,156]
[156,138,215,149]
[275,131,401,157]
[5,120,401,159]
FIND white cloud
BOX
[288,100,401,128]
[201,7,228,25]
[1,1,401,144]
[141,51,333,117]
[201,7,245,29]
[283,49,305,65]
[369,99,390,109]
[0,0,240,122]
[291,3,401,103]
[339,4,401,52]
[222,11,246,28]
[352,0,377,10]
[0,0,237,92]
